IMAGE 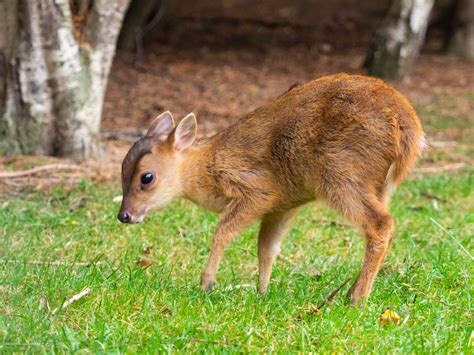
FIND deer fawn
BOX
[118,74,424,305]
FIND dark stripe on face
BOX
[121,138,153,194]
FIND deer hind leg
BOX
[380,164,399,261]
[326,188,394,306]
[348,208,394,306]
[381,162,398,208]
[258,209,298,294]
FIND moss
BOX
[0,115,21,155]
[367,43,404,81]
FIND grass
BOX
[1,95,473,352]
[1,170,473,352]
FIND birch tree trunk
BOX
[446,0,474,58]
[0,0,130,159]
[366,0,434,81]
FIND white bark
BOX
[0,0,130,159]
[367,0,434,80]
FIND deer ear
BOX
[174,113,197,152]
[146,111,175,140]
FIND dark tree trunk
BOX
[0,0,130,159]
[366,0,434,81]
[118,0,165,51]
[446,0,474,58]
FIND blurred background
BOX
[0,0,472,186]
[107,0,473,137]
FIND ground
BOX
[103,19,474,139]
[1,18,473,352]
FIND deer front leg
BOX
[201,200,264,292]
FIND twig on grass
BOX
[51,287,91,315]
[317,276,353,310]
[0,257,105,267]
[0,164,82,179]
[300,276,353,318]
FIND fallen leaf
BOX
[136,246,153,268]
[380,307,401,326]
[138,259,152,268]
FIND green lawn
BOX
[1,92,473,352]
[1,169,472,352]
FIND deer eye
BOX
[140,172,154,185]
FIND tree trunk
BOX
[446,0,474,58]
[118,0,163,51]
[366,0,434,81]
[0,0,130,159]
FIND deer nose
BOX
[117,210,131,223]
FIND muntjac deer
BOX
[118,74,424,305]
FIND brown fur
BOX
[119,73,424,305]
